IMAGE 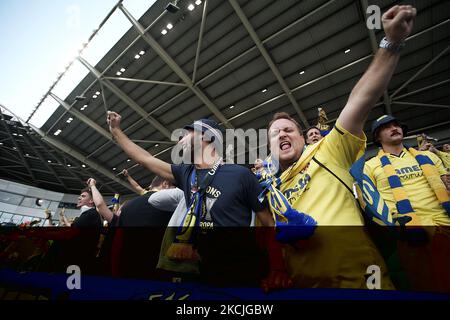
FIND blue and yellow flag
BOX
[350,156,396,226]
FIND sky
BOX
[0,0,155,127]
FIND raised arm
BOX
[107,111,174,182]
[338,5,416,136]
[87,178,114,223]
[121,169,146,195]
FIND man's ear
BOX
[162,181,172,189]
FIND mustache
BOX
[390,130,401,136]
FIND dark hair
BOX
[305,126,321,136]
[80,187,92,198]
[150,176,172,189]
[267,112,303,134]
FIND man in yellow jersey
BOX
[263,5,417,289]
[364,115,450,292]
[365,116,450,226]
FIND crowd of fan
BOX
[1,4,450,293]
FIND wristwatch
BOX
[379,37,405,53]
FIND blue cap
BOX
[371,115,408,145]
[183,119,224,143]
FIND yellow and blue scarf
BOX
[378,148,450,220]
[166,159,221,260]
[256,141,326,243]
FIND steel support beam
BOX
[44,0,341,160]
[0,156,24,165]
[391,45,450,99]
[1,105,135,193]
[392,101,450,110]
[192,0,209,84]
[77,56,172,139]
[49,92,113,140]
[229,0,310,127]
[0,110,36,181]
[44,7,171,132]
[102,76,187,87]
[30,133,117,194]
[198,0,336,88]
[361,0,392,115]
[131,139,176,145]
[118,3,234,129]
[20,133,73,192]
[27,0,125,123]
[0,165,24,170]
[392,79,450,101]
[228,55,373,122]
[405,18,449,42]
[408,120,450,134]
[28,124,134,193]
[0,168,31,179]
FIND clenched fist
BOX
[382,5,416,43]
[87,178,97,187]
[107,111,122,132]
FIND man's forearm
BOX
[339,48,400,135]
[112,129,154,167]
[91,186,113,222]
[351,48,399,110]
[111,128,174,181]
[126,175,145,195]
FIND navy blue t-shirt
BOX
[171,163,264,227]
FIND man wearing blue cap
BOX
[107,113,290,290]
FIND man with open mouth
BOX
[262,5,417,289]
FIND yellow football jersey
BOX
[280,122,394,289]
[365,149,449,226]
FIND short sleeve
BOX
[426,151,447,176]
[241,169,265,213]
[149,188,184,211]
[72,209,102,227]
[318,121,366,169]
[171,164,193,202]
[436,150,450,171]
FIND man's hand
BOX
[382,5,416,43]
[121,169,129,177]
[87,178,97,187]
[44,209,51,219]
[418,141,432,151]
[107,111,122,133]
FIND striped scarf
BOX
[378,148,450,223]
[166,159,221,261]
[256,140,325,243]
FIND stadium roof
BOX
[1,0,449,196]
